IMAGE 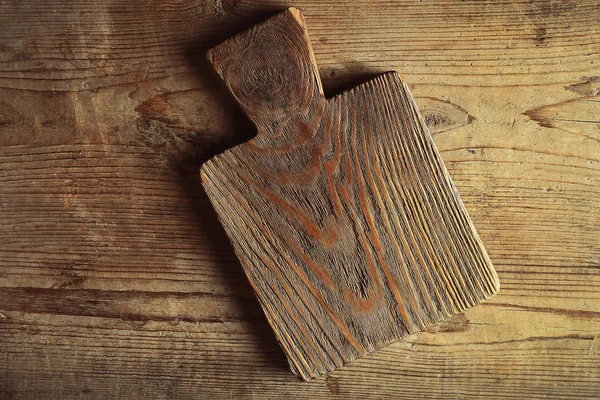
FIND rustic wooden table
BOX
[1,1,598,399]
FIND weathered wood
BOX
[0,0,599,398]
[201,8,499,380]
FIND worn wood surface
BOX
[0,0,598,398]
[202,8,499,380]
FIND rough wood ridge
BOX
[201,7,499,380]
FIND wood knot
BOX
[425,313,471,333]
[211,0,238,16]
[424,111,449,128]
[326,376,340,394]
[534,26,548,47]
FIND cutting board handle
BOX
[207,8,325,131]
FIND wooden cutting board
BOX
[201,7,500,381]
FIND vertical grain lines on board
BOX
[200,8,499,380]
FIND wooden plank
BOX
[201,8,499,380]
[0,0,598,398]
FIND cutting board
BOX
[201,7,499,380]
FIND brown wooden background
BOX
[1,0,599,398]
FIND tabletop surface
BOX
[1,1,599,399]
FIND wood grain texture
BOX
[201,8,499,380]
[0,0,598,398]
